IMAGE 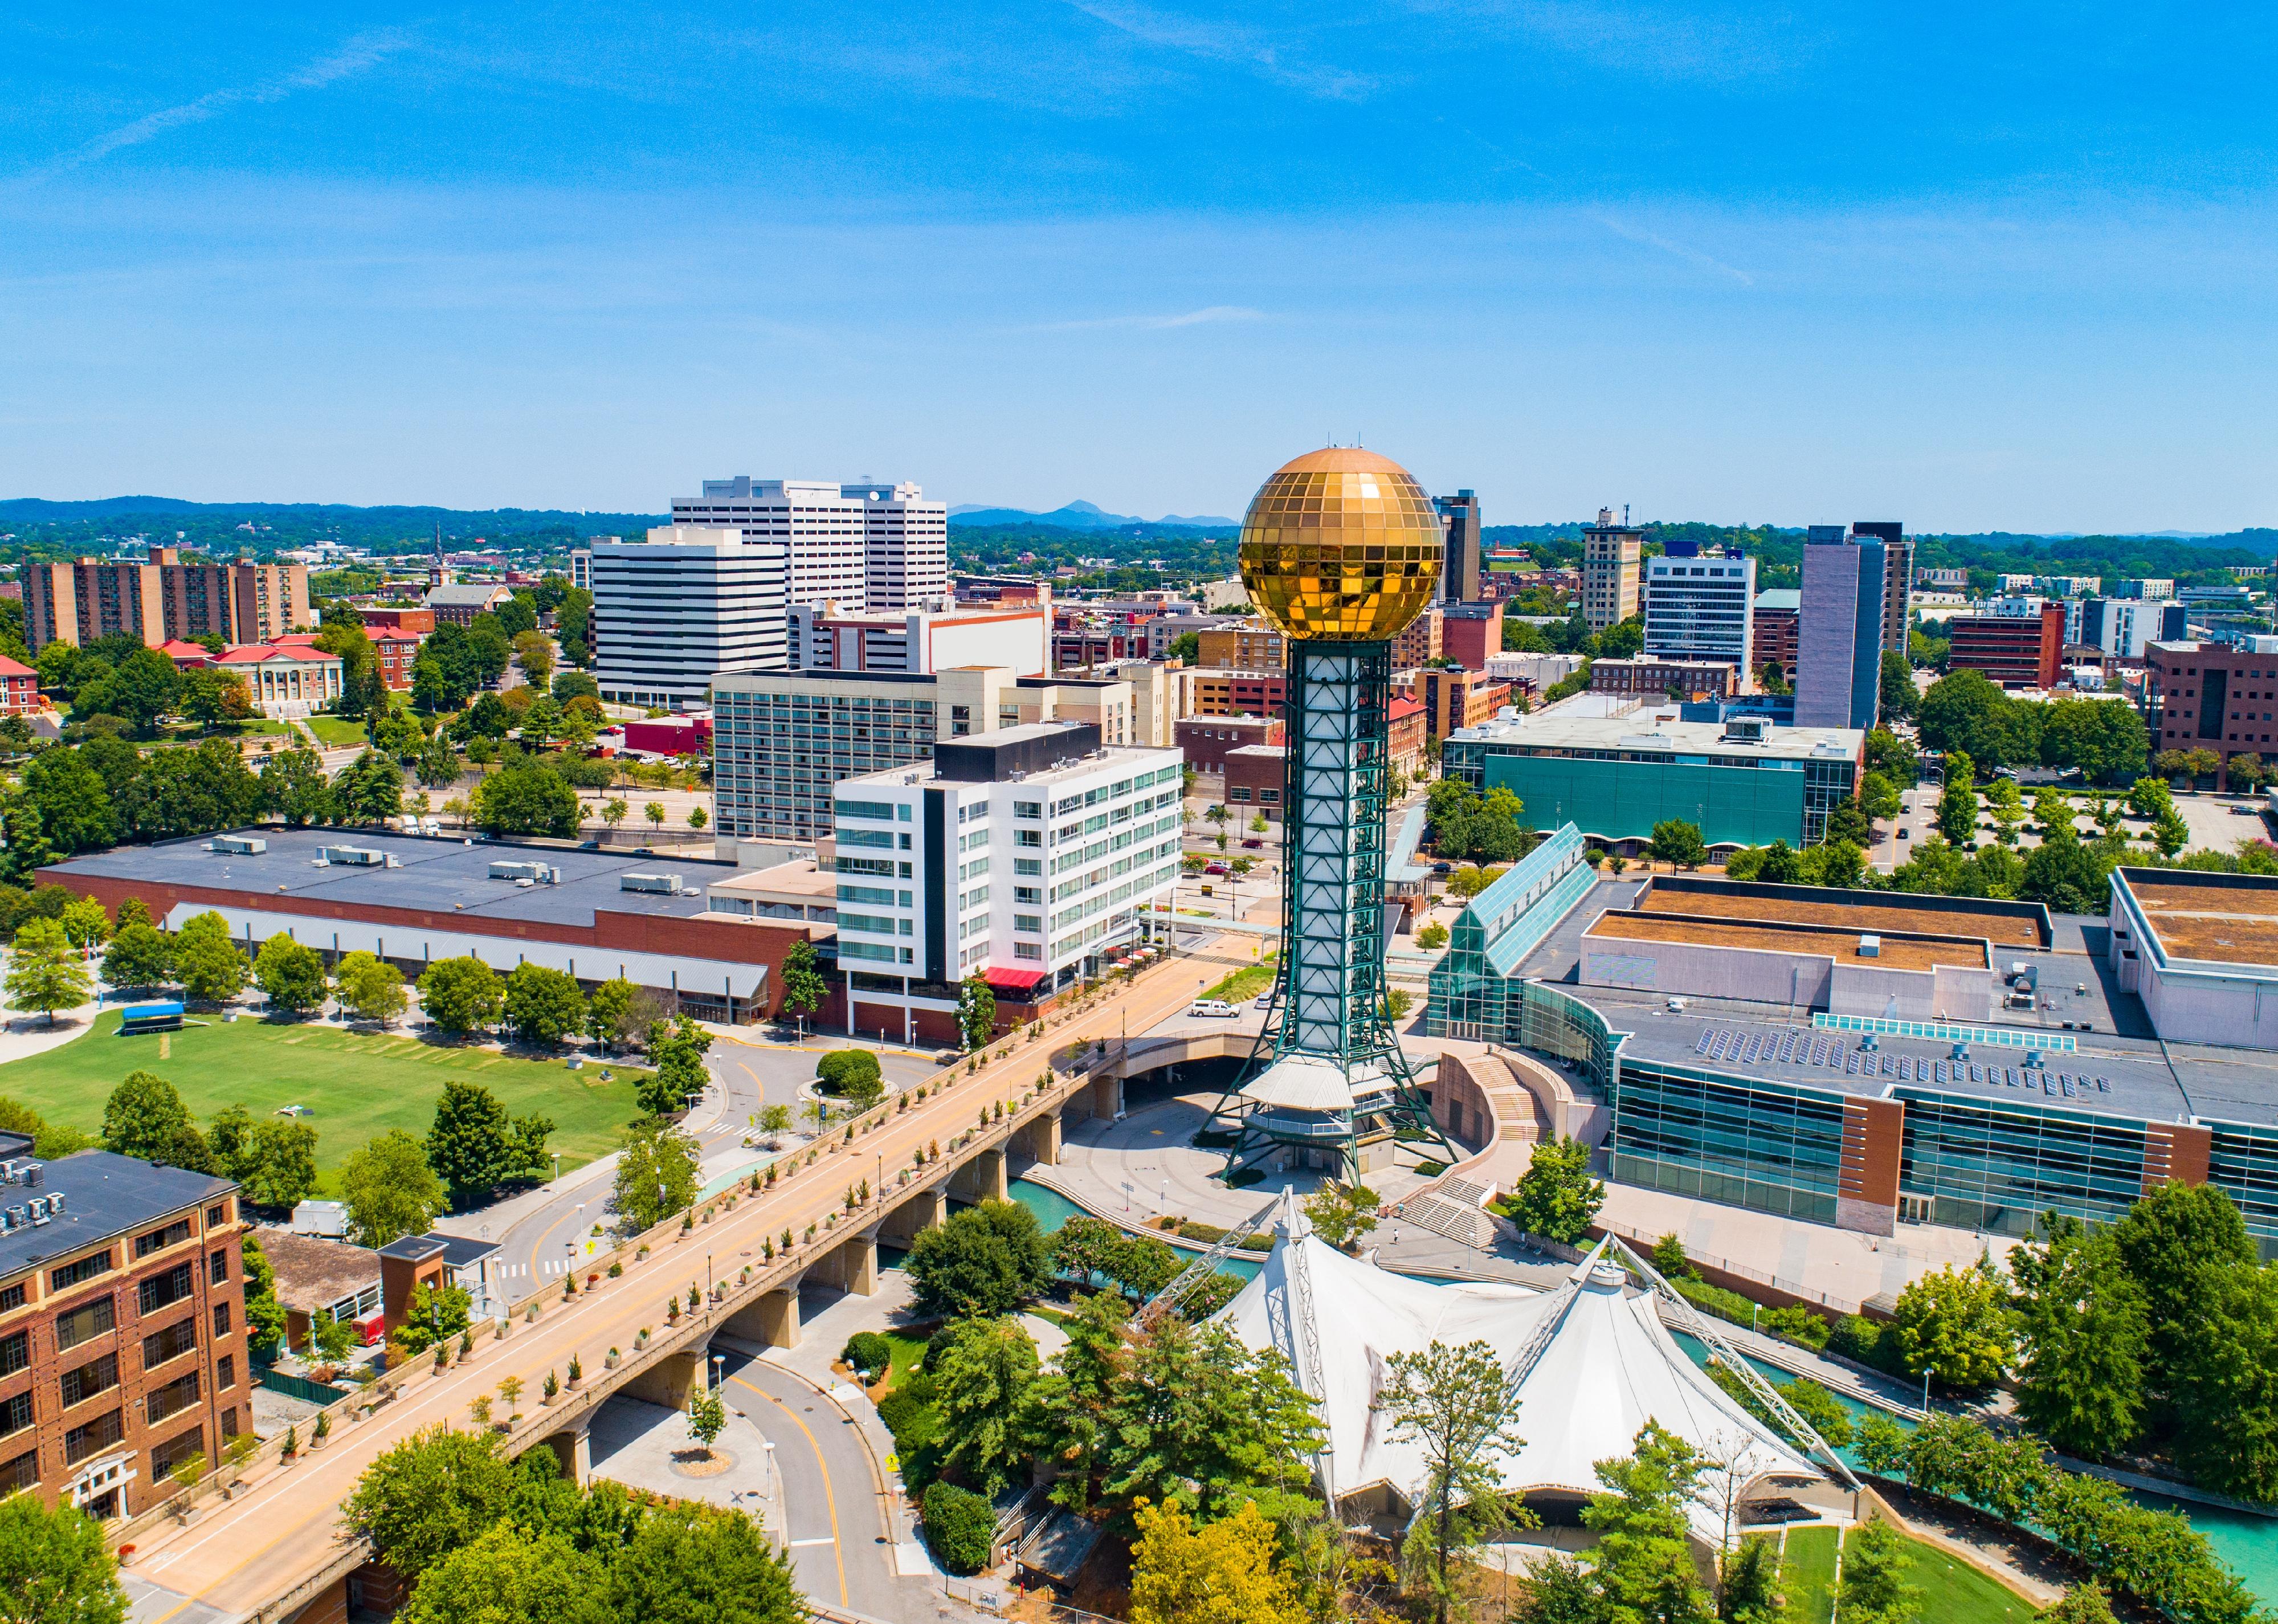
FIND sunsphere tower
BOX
[1213,448,1458,1179]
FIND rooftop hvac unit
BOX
[1859,935,1881,958]
[620,872,685,895]
[26,1197,49,1226]
[488,860,561,885]
[1,1208,19,1233]
[207,835,268,855]
[317,846,391,867]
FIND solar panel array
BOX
[1690,1026,2111,1097]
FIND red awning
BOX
[985,967,1050,994]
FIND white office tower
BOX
[1642,553,1756,676]
[591,526,789,711]
[845,482,950,610]
[670,476,948,613]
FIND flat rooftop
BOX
[47,828,733,933]
[1586,912,1990,972]
[0,1152,234,1280]
[1448,699,1863,762]
[1634,886,2044,949]
[2124,870,2278,968]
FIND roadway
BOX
[116,937,1255,1623]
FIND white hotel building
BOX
[670,477,949,612]
[1642,553,1756,678]
[827,720,1183,1043]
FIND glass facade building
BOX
[1605,1062,1847,1225]
[712,676,941,840]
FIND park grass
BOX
[302,715,369,748]
[1779,1526,1839,1624]
[0,1009,652,1196]
[1201,952,1277,1005]
[1892,1527,2038,1624]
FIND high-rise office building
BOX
[1851,522,1910,654]
[1581,508,1642,631]
[591,525,790,711]
[669,477,948,611]
[1642,553,1755,676]
[1433,490,1482,603]
[1794,525,1885,731]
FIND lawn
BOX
[0,1009,652,1195]
[1778,1526,1838,1624]
[1893,1528,2038,1624]
[301,715,370,748]
[1202,953,1277,1005]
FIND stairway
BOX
[1398,1191,1497,1250]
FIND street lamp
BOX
[712,1352,724,1393]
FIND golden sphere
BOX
[1236,447,1443,642]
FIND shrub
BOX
[922,1481,995,1576]
[1761,1303,1834,1348]
[1828,1313,1909,1376]
[843,1331,893,1378]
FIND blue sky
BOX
[3,3,2274,531]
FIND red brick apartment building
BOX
[1946,605,2065,689]
[0,655,38,715]
[1174,715,1283,773]
[1415,668,1511,740]
[2146,640,2278,787]
[0,1139,247,1521]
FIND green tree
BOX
[1836,1520,1919,1624]
[778,937,827,1025]
[333,749,405,824]
[0,1488,128,1624]
[394,1281,472,1356]
[101,921,175,990]
[254,932,329,1015]
[957,973,997,1051]
[613,1117,701,1233]
[414,727,459,789]
[1300,1181,1379,1251]
[1892,1260,2015,1389]
[173,910,249,1004]
[242,1231,287,1353]
[1502,1136,1605,1244]
[6,916,91,1024]
[473,756,581,837]
[342,1129,446,1247]
[585,976,636,1053]
[395,1523,607,1624]
[502,962,586,1047]
[1582,1422,1716,1624]
[815,1047,885,1109]
[1865,727,1920,786]
[1824,799,1875,849]
[1858,771,1903,823]
[905,1199,1054,1319]
[599,1501,803,1624]
[2110,1181,2257,1394]
[418,954,505,1035]
[333,949,409,1025]
[260,745,336,825]
[101,1069,191,1162]
[1920,670,2023,765]
[1415,920,1449,949]
[2042,1581,2118,1624]
[2022,823,2112,915]
[233,1118,319,1209]
[1377,1339,1533,1624]
[2126,775,2173,820]
[56,895,109,950]
[427,1078,521,1201]
[1647,818,1707,871]
[21,746,116,852]
[1717,1535,1781,1624]
[1936,752,1980,844]
[2152,807,2190,858]
[107,647,184,732]
[2171,1261,2278,1500]
[934,1316,1041,1494]
[640,1017,713,1117]
[1984,776,2026,845]
[2010,1214,2147,1458]
[339,1426,525,1578]
[921,1481,994,1576]
[1089,1315,1323,1529]
[1879,649,1918,721]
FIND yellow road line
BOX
[735,1374,848,1609]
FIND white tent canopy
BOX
[1214,1196,1822,1541]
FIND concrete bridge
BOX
[111,968,1206,1624]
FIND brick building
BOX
[0,1139,247,1522]
[1415,668,1511,740]
[1175,716,1284,773]
[1195,622,1286,670]
[1751,589,1799,679]
[1183,668,1288,718]
[24,553,308,650]
[1588,656,1738,701]
[1387,696,1426,777]
[2146,640,2278,788]
[1440,602,1504,672]
[1391,606,1443,670]
[373,628,423,691]
[1223,744,1287,821]
[357,606,435,637]
[1948,605,2065,689]
[0,656,38,716]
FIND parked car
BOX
[1205,861,1230,875]
[1431,861,1453,874]
[934,1048,965,1065]
[2231,804,2261,816]
[1189,999,1238,1018]
[1241,837,1264,848]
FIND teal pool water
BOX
[1009,1178,1264,1280]
[1668,1331,2278,1603]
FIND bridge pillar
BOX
[539,1413,591,1486]
[1031,1108,1063,1166]
[950,1146,1009,1204]
[880,1185,946,1247]
[723,1286,803,1350]
[810,1226,879,1296]
[282,1574,350,1624]
[620,1347,704,1411]
[1090,1073,1124,1120]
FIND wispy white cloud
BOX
[1062,1,1375,100]
[9,30,411,189]
[1031,303,1267,331]
[1593,211,1755,285]
[1406,0,1819,84]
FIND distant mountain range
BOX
[949,500,1239,530]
